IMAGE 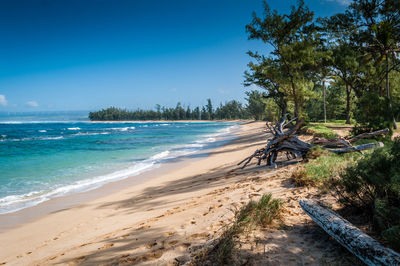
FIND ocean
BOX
[0,111,237,214]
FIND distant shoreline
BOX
[88,119,249,123]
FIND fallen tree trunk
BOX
[299,199,400,266]
[325,142,384,154]
[348,128,389,143]
[313,128,389,147]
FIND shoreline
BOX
[0,121,354,265]
[0,123,240,230]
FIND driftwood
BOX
[326,142,384,154]
[238,116,388,169]
[313,128,389,147]
[238,116,311,169]
[299,199,400,266]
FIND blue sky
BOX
[0,0,348,112]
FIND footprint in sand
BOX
[162,231,176,237]
[138,225,151,230]
[177,243,191,252]
[98,243,114,250]
[72,256,86,264]
[146,241,157,249]
[164,240,179,248]
[189,232,209,240]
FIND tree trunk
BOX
[300,199,400,266]
[386,56,397,130]
[291,80,299,119]
[346,83,351,124]
[327,142,384,154]
[323,79,327,124]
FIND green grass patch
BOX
[292,147,363,187]
[303,123,339,140]
[309,120,355,127]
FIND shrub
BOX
[335,139,400,250]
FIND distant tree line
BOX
[88,96,267,121]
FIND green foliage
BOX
[353,92,393,136]
[245,90,266,120]
[233,193,283,230]
[245,0,400,130]
[245,0,329,119]
[214,100,247,120]
[305,80,354,122]
[292,149,361,187]
[303,123,339,139]
[336,139,400,250]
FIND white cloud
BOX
[26,101,39,107]
[170,88,177,92]
[0,95,7,106]
[218,89,230,95]
[325,0,351,6]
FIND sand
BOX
[0,122,355,265]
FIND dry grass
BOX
[192,193,283,265]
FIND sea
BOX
[0,111,238,214]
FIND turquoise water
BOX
[0,112,237,214]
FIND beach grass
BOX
[194,193,283,265]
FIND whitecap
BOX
[150,150,170,160]
[109,126,135,131]
[73,132,110,136]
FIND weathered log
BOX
[313,128,389,147]
[299,199,400,266]
[313,138,352,147]
[348,128,389,143]
[327,142,384,154]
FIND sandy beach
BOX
[0,122,352,265]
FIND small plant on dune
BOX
[291,167,316,187]
[305,146,331,160]
[193,193,283,265]
[255,193,283,227]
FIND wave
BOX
[0,136,64,142]
[38,130,47,133]
[0,121,86,124]
[108,126,135,131]
[67,127,81,130]
[0,160,158,214]
[149,150,170,160]
[0,148,177,214]
[73,132,110,136]
[0,123,239,214]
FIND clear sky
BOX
[0,0,349,112]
